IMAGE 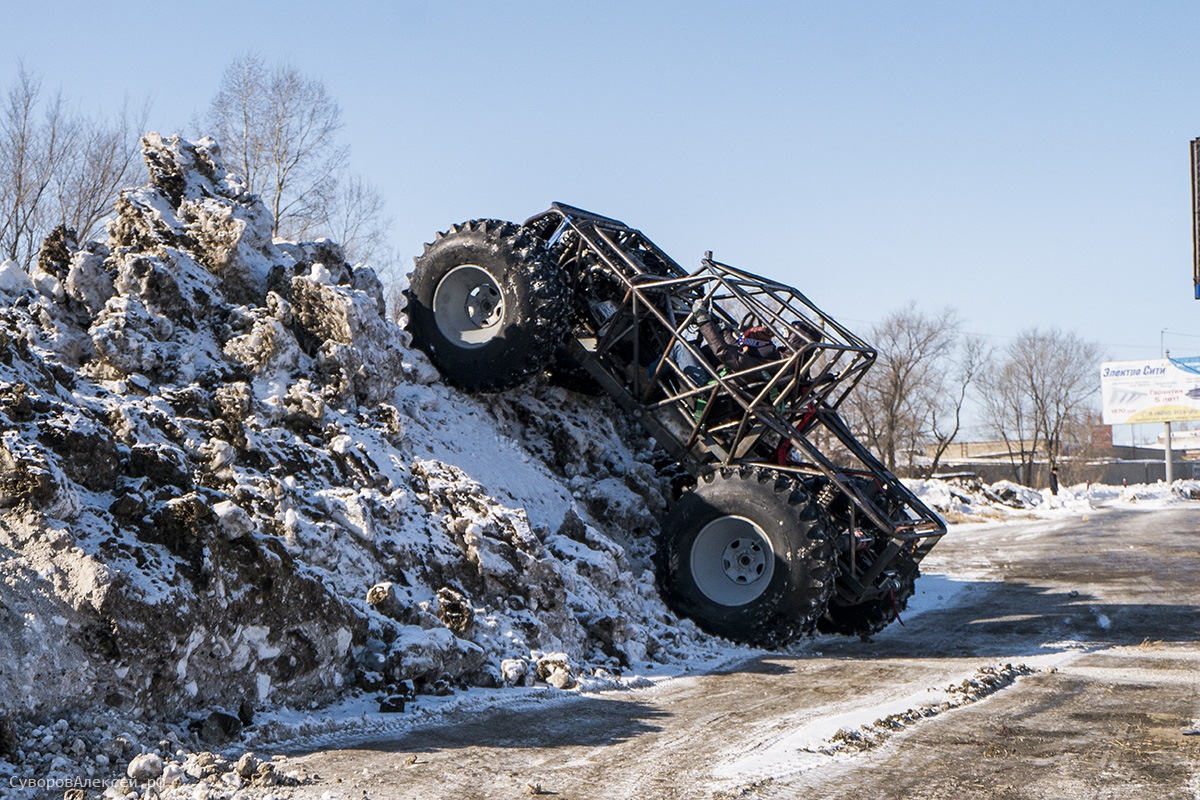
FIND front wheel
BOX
[657,468,835,647]
[405,219,570,392]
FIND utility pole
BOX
[1166,421,1174,484]
[1192,138,1200,299]
[1165,346,1174,484]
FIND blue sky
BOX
[8,2,1200,381]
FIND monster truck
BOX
[404,203,946,646]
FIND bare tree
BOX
[315,174,407,312]
[980,327,1104,484]
[926,334,989,476]
[52,99,148,241]
[204,54,349,240]
[316,174,393,265]
[206,54,266,195]
[0,67,146,268]
[847,303,962,475]
[979,354,1041,484]
[0,68,70,267]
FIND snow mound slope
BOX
[0,134,713,742]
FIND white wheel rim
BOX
[690,515,775,606]
[433,264,505,348]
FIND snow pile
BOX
[0,134,720,791]
[906,475,1200,522]
[1088,479,1200,505]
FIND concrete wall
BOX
[934,455,1198,487]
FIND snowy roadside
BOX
[906,475,1200,522]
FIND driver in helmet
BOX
[691,299,781,374]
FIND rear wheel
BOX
[405,220,569,392]
[657,468,834,647]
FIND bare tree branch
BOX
[52,98,149,240]
[316,174,393,264]
[926,334,989,476]
[0,67,71,267]
[204,54,351,240]
[980,328,1103,484]
[846,303,961,476]
[0,66,147,268]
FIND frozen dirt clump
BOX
[0,133,724,790]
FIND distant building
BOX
[927,423,1200,485]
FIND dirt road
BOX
[281,507,1200,799]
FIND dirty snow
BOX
[0,133,1196,798]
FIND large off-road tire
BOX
[405,220,570,392]
[817,566,918,637]
[657,467,835,647]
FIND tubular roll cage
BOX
[525,203,946,602]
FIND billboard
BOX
[1101,357,1200,424]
